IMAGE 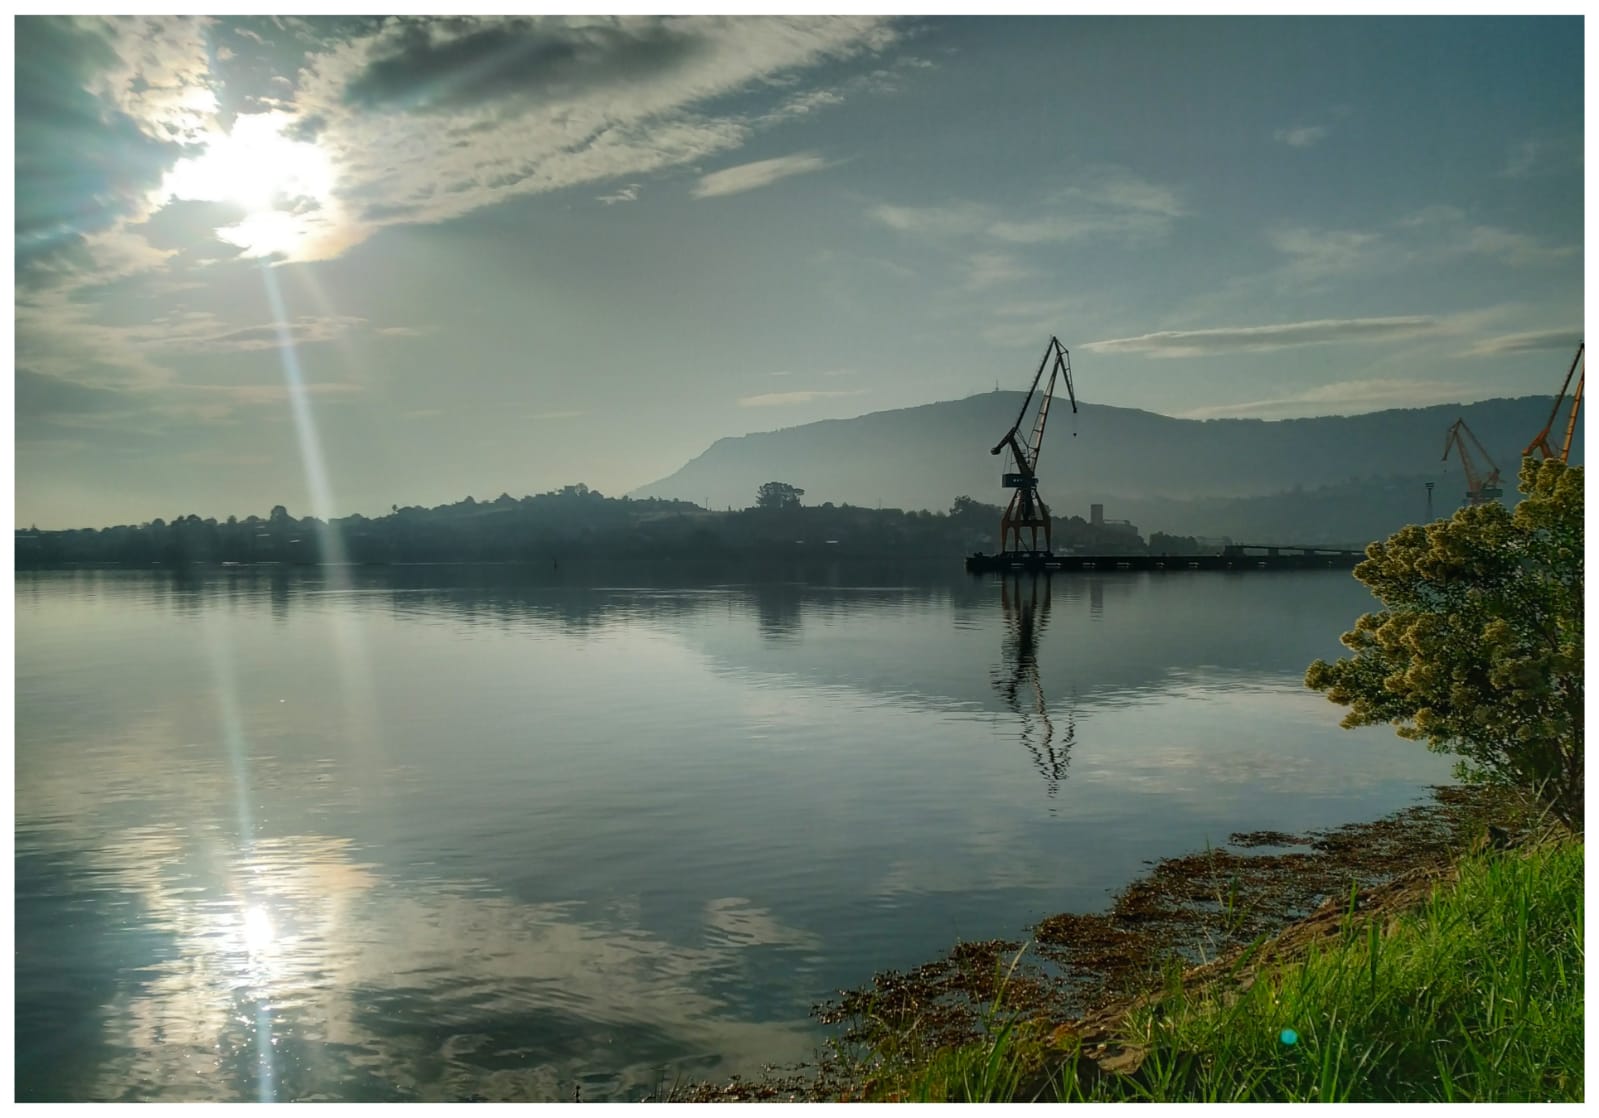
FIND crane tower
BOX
[1443,418,1504,506]
[990,337,1078,555]
[1524,341,1583,464]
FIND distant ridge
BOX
[632,394,1576,544]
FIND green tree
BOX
[1306,458,1583,829]
[756,481,805,511]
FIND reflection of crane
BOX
[1524,342,1584,463]
[990,337,1078,555]
[1443,418,1504,506]
[993,573,1074,796]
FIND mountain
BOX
[632,394,1577,547]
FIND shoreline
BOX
[676,782,1529,1102]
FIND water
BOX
[14,564,1454,1101]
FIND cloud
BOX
[163,313,369,353]
[736,389,866,407]
[964,251,1033,290]
[1395,208,1575,268]
[1084,316,1438,358]
[526,409,588,421]
[1273,124,1328,148]
[1461,224,1578,268]
[692,151,830,198]
[282,15,900,255]
[596,183,641,205]
[1501,136,1580,178]
[1178,378,1470,420]
[1463,329,1583,357]
[871,166,1185,246]
[338,18,708,114]
[1266,225,1384,282]
[867,201,989,236]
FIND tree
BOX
[756,481,805,511]
[1306,458,1583,829]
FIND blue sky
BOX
[11,14,1585,528]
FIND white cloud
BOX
[1462,224,1578,268]
[868,201,990,236]
[964,251,1033,291]
[278,15,900,258]
[1266,225,1384,282]
[87,15,221,146]
[1273,124,1328,148]
[1501,136,1580,178]
[1084,316,1439,358]
[691,152,830,199]
[872,166,1185,247]
[1179,378,1470,420]
[737,389,866,407]
[1463,329,1582,357]
[597,183,642,205]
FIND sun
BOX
[164,113,333,214]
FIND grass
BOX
[867,837,1583,1103]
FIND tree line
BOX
[15,483,1206,569]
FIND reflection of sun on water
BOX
[242,904,275,956]
[159,112,337,258]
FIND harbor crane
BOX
[1443,417,1504,506]
[1523,341,1583,464]
[990,336,1077,555]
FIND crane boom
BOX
[1443,417,1504,505]
[1524,341,1583,463]
[991,336,1078,476]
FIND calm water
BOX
[14,564,1454,1102]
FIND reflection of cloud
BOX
[26,820,820,1102]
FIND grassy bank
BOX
[875,836,1583,1102]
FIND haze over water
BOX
[14,565,1455,1101]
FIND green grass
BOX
[870,839,1583,1102]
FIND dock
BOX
[965,544,1366,574]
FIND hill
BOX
[632,394,1576,546]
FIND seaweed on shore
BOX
[673,783,1527,1102]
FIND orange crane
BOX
[1523,341,1583,463]
[1443,418,1504,506]
[991,336,1077,554]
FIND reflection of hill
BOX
[28,566,1380,717]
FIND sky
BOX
[10,13,1587,529]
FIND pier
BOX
[965,543,1366,574]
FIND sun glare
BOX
[242,904,275,955]
[165,113,333,214]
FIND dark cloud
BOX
[341,18,706,113]
[15,368,138,420]
[13,17,184,282]
[133,198,249,250]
